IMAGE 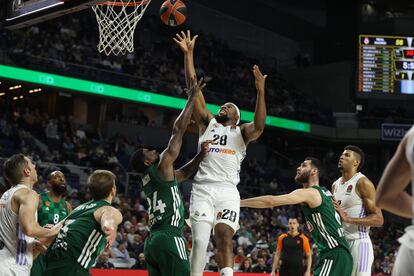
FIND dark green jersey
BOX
[301,186,349,254]
[142,165,184,232]
[38,192,69,226]
[48,200,109,270]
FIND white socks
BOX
[220,267,233,276]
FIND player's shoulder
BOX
[356,174,373,187]
[14,186,37,198]
[278,233,288,240]
[299,233,309,240]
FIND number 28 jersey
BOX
[194,118,246,186]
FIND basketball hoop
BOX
[92,0,152,56]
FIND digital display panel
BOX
[358,35,414,97]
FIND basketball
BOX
[160,0,187,27]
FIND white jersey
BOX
[0,184,34,268]
[333,172,370,240]
[194,118,246,186]
[405,125,414,225]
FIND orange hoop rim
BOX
[98,0,150,7]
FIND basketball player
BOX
[31,170,72,276]
[376,126,414,276]
[241,157,352,276]
[271,217,312,276]
[44,170,122,276]
[332,145,383,276]
[174,30,267,276]
[130,77,208,276]
[0,154,61,276]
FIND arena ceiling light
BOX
[0,64,311,133]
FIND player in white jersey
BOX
[0,154,61,276]
[376,126,414,276]
[332,145,383,276]
[174,30,267,276]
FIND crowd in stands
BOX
[1,12,334,126]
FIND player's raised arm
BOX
[174,30,212,129]
[376,135,413,218]
[174,140,211,182]
[158,78,205,172]
[17,190,61,238]
[241,65,267,144]
[240,188,319,209]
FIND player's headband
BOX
[226,102,240,125]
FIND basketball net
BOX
[92,0,152,56]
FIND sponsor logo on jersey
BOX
[346,185,353,195]
[208,147,236,155]
[216,212,222,220]
[45,201,50,207]
[142,174,150,186]
[306,221,314,232]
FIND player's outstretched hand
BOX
[252,65,268,93]
[173,30,198,53]
[185,76,206,97]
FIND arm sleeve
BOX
[301,234,311,254]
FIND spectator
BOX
[239,258,253,273]
[94,251,115,269]
[131,253,146,270]
[252,257,269,273]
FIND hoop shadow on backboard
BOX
[3,0,104,29]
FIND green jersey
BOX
[47,200,109,271]
[301,186,349,254]
[38,192,69,226]
[142,165,184,232]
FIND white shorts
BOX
[189,184,240,232]
[348,238,373,276]
[0,248,31,276]
[393,226,414,276]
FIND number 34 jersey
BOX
[194,118,246,186]
[38,192,69,227]
[142,165,184,232]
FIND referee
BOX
[271,217,312,276]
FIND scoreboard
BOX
[358,35,414,97]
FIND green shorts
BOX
[44,254,90,276]
[144,227,190,276]
[314,247,353,276]
[31,254,47,276]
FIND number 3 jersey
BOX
[194,118,246,186]
[142,165,184,232]
[37,192,69,227]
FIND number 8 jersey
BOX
[194,118,246,186]
[142,165,184,231]
[38,192,69,227]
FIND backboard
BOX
[3,0,104,29]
